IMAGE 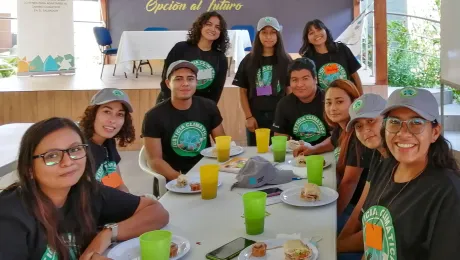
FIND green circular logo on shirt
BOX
[353,99,364,111]
[191,59,215,90]
[334,147,341,162]
[400,87,418,98]
[362,205,397,260]
[318,62,347,89]
[256,65,281,93]
[171,121,208,157]
[292,115,327,143]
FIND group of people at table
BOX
[0,10,459,260]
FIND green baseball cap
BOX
[346,93,387,132]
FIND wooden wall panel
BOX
[0,93,4,125]
[37,91,56,121]
[3,92,21,123]
[20,92,38,122]
[54,91,72,119]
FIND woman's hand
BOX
[245,117,258,132]
[293,143,314,157]
[79,229,112,260]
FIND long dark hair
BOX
[79,104,135,147]
[381,121,459,172]
[6,117,98,259]
[246,27,292,97]
[187,11,230,53]
[299,19,338,56]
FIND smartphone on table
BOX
[206,237,256,260]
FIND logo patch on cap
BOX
[352,99,364,111]
[265,17,271,22]
[112,89,124,97]
[400,87,417,98]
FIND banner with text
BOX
[109,0,353,53]
[17,0,75,76]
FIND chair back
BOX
[93,27,113,46]
[144,27,169,31]
[138,146,167,198]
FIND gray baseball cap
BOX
[166,60,198,79]
[380,87,440,122]
[257,17,282,32]
[346,93,387,132]
[90,88,133,112]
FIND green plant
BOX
[0,57,18,78]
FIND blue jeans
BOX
[337,204,355,235]
[338,253,363,260]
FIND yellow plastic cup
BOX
[200,164,220,200]
[215,136,232,162]
[255,128,270,153]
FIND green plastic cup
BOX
[140,230,172,260]
[306,155,324,186]
[242,191,267,235]
[271,136,287,162]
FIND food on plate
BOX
[251,242,267,257]
[170,242,178,257]
[284,239,312,260]
[190,182,201,191]
[288,140,304,151]
[300,183,321,202]
[294,153,306,167]
[176,175,188,188]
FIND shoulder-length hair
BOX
[186,11,230,53]
[299,19,338,56]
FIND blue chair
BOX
[133,27,169,78]
[93,27,118,78]
[229,25,255,75]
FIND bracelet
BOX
[246,116,253,120]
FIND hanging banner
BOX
[17,0,75,76]
[336,11,366,59]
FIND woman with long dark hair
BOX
[361,88,460,259]
[0,117,169,260]
[233,16,292,146]
[156,11,229,104]
[299,19,363,94]
[80,88,135,192]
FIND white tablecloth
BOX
[115,30,252,74]
[107,147,337,260]
[0,123,33,177]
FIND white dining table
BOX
[115,30,252,74]
[107,147,338,260]
[0,123,34,177]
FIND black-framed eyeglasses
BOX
[384,117,434,134]
[32,144,88,166]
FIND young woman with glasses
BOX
[0,117,169,260]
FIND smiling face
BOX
[93,101,126,141]
[385,107,441,166]
[307,25,327,47]
[325,87,353,125]
[259,26,278,49]
[166,68,197,100]
[290,69,317,101]
[354,116,384,149]
[33,128,86,191]
[200,16,221,42]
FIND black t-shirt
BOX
[271,90,330,146]
[232,54,286,112]
[303,42,361,90]
[88,138,121,182]
[158,41,228,104]
[361,158,460,260]
[331,127,373,205]
[142,96,223,175]
[0,184,140,259]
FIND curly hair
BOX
[186,11,230,53]
[79,104,135,147]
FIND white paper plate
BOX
[200,146,245,158]
[107,235,191,260]
[280,186,338,207]
[238,238,318,260]
[166,176,223,193]
[286,159,332,169]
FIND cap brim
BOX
[380,104,436,121]
[346,111,382,132]
[94,99,133,113]
[168,63,198,78]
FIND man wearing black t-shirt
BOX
[142,60,226,181]
[272,57,331,146]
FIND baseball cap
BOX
[90,88,133,113]
[380,87,440,122]
[166,60,198,79]
[257,17,282,32]
[346,93,387,132]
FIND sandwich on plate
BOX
[176,174,188,188]
[284,239,312,260]
[287,140,304,151]
[300,183,321,202]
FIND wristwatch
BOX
[103,223,118,243]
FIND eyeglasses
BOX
[384,117,434,134]
[33,144,88,166]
